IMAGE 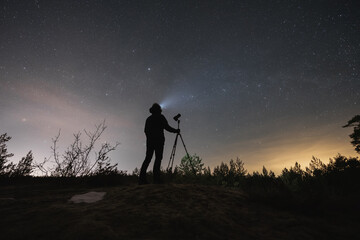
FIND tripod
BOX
[167,119,190,171]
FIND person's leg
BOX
[139,142,154,184]
[153,143,164,184]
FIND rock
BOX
[0,197,15,201]
[69,191,106,203]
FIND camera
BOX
[173,113,181,121]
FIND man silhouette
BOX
[139,103,179,184]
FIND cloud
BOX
[6,80,136,134]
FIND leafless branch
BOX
[33,121,119,177]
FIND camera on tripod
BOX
[167,113,190,172]
[173,113,181,121]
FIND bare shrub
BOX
[34,121,119,177]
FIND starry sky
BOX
[1,0,359,174]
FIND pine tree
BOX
[0,133,14,175]
[343,115,360,154]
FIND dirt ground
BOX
[0,183,358,240]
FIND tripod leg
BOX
[168,143,176,170]
[167,133,179,171]
[178,134,190,157]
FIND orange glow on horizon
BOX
[205,125,358,175]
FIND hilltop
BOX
[0,183,357,240]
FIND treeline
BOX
[170,155,360,207]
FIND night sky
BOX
[1,0,359,174]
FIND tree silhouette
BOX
[1,133,34,177]
[9,151,34,177]
[213,158,247,186]
[305,156,326,176]
[343,115,360,154]
[0,133,14,175]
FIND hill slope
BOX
[0,183,357,239]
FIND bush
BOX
[177,154,205,176]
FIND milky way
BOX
[0,0,359,174]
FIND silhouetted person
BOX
[139,103,179,184]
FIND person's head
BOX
[149,103,162,114]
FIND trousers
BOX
[139,140,164,183]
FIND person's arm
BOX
[162,116,179,133]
